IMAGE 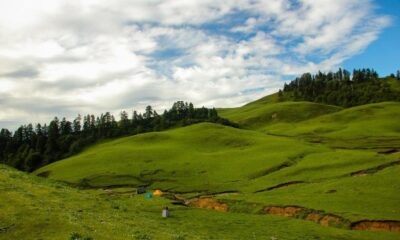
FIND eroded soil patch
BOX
[187,198,228,212]
[263,206,350,228]
[352,220,400,233]
[170,193,400,234]
[264,206,303,217]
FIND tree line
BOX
[0,101,236,172]
[281,68,400,107]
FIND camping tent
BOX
[153,189,163,196]
[136,188,146,194]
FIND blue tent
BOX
[145,193,153,199]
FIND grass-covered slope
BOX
[263,102,400,149]
[4,164,400,240]
[28,92,400,239]
[216,99,400,224]
[230,150,400,221]
[220,97,400,149]
[36,123,324,192]
[265,102,400,137]
[219,98,341,130]
[34,121,400,226]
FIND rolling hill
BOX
[220,100,400,149]
[32,101,400,238]
[2,88,400,239]
[218,100,342,130]
[35,123,325,192]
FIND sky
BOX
[0,0,398,130]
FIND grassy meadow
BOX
[1,96,400,239]
[2,164,400,240]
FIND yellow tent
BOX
[153,189,163,196]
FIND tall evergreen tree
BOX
[45,117,60,162]
[144,106,153,119]
[73,115,82,134]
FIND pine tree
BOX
[60,117,72,135]
[119,111,130,134]
[45,117,60,161]
[73,115,82,134]
[144,106,153,119]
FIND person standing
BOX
[162,207,169,218]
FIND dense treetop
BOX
[281,68,400,107]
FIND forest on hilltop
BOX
[0,102,234,172]
[1,68,399,173]
[281,68,400,107]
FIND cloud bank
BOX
[0,0,390,129]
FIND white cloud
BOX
[0,0,391,130]
[231,17,261,33]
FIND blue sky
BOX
[343,0,400,76]
[0,0,397,130]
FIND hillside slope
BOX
[219,100,341,130]
[4,164,400,240]
[220,98,400,148]
[36,123,324,192]
[34,121,400,227]
[265,102,400,137]
[30,91,400,238]
[263,102,400,149]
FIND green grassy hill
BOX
[3,90,400,239]
[219,100,341,130]
[262,102,400,149]
[4,164,400,240]
[264,102,400,138]
[220,98,400,148]
[33,119,400,237]
[36,123,325,193]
